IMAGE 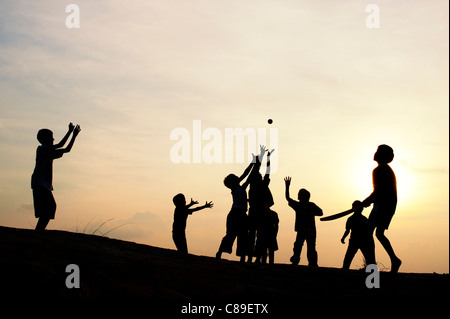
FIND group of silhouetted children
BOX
[169,144,401,272]
[171,146,279,264]
[215,146,279,264]
[31,124,401,272]
[171,145,325,267]
[170,145,325,266]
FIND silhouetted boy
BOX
[362,144,402,273]
[172,193,213,253]
[31,123,81,231]
[284,176,323,266]
[216,160,255,262]
[341,200,376,269]
[247,146,274,262]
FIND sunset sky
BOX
[0,0,448,273]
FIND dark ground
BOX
[0,226,448,316]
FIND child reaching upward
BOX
[172,193,213,253]
[216,148,264,262]
[284,177,323,267]
[31,123,81,231]
[248,146,274,263]
[253,149,278,264]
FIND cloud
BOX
[17,203,33,212]
[411,167,449,175]
[120,211,165,227]
[400,159,449,176]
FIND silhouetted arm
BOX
[187,198,198,208]
[312,203,323,216]
[241,171,253,190]
[189,201,213,213]
[341,229,350,244]
[254,145,265,175]
[284,176,292,201]
[362,170,377,207]
[265,149,275,179]
[54,123,75,149]
[241,146,266,189]
[362,192,375,207]
[61,125,80,153]
[239,145,264,181]
[238,161,254,183]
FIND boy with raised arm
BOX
[31,123,81,231]
[247,145,271,262]
[254,149,278,264]
[216,147,265,262]
[172,193,213,253]
[284,176,323,267]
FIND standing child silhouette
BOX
[362,144,402,273]
[172,193,213,253]
[341,200,376,269]
[31,123,81,231]
[247,145,272,263]
[284,177,323,267]
[216,153,259,262]
[253,149,278,264]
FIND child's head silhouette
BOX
[173,193,186,207]
[37,129,54,145]
[374,144,394,164]
[224,174,240,190]
[352,200,364,214]
[298,188,310,202]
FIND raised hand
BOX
[284,176,292,201]
[284,176,291,186]
[73,124,81,137]
[259,145,266,156]
[205,201,214,208]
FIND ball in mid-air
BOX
[268,119,273,124]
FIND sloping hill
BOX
[0,226,448,315]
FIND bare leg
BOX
[375,228,402,273]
